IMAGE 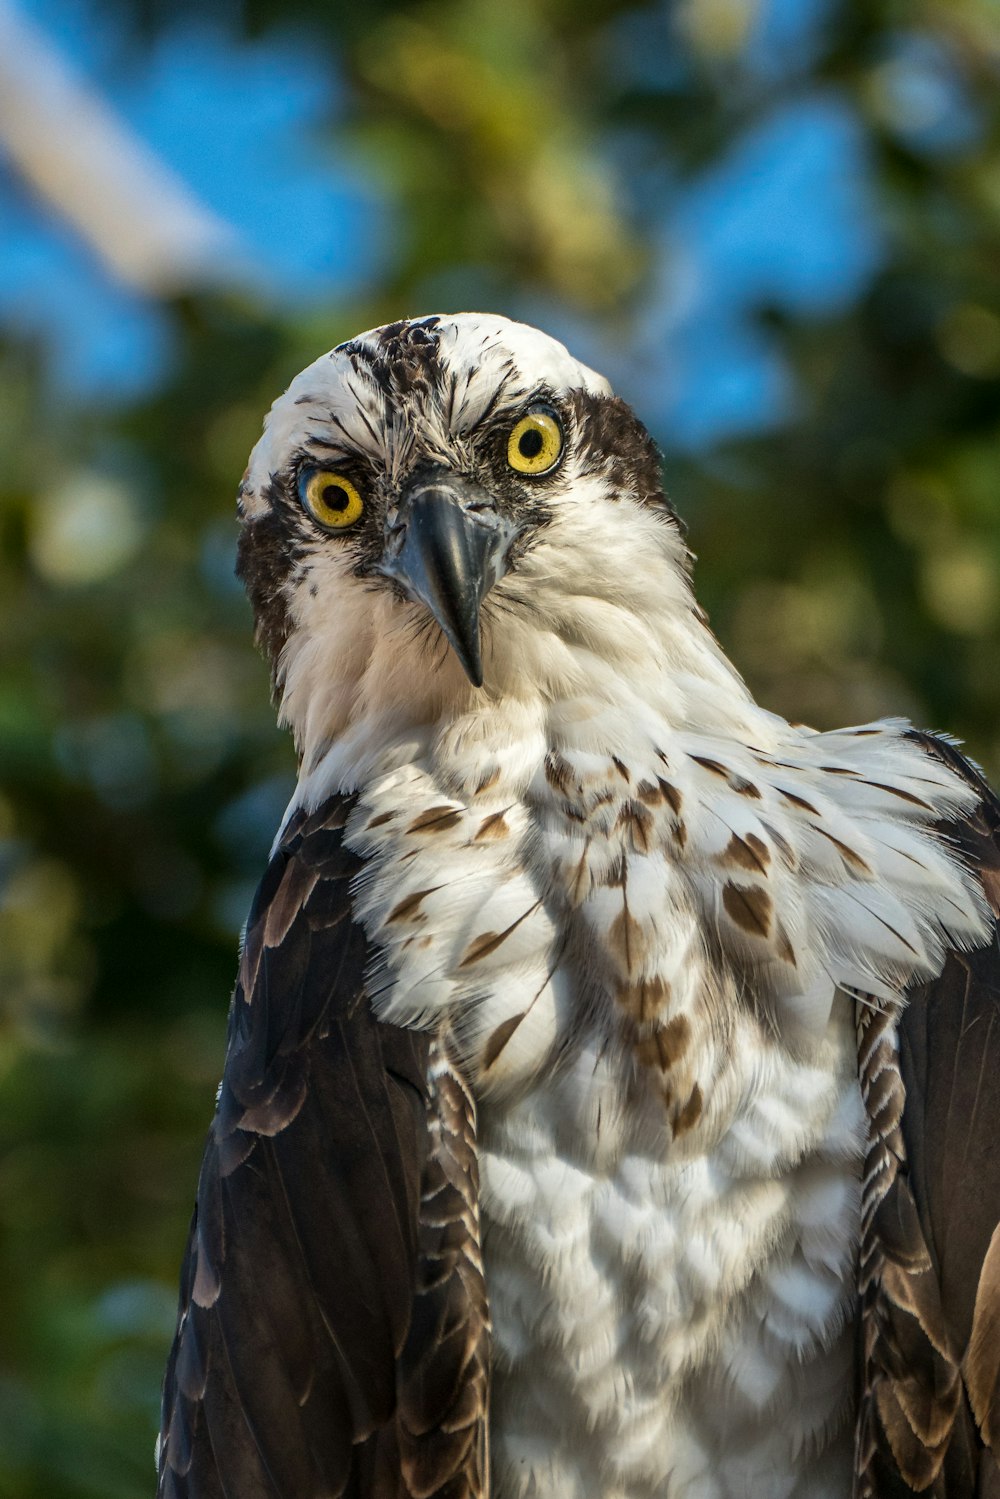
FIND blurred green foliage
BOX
[2,0,1000,1494]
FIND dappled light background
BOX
[1,0,999,1493]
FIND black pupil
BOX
[518,426,545,459]
[322,484,350,512]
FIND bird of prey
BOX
[157,314,1000,1499]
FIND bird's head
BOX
[237,314,701,769]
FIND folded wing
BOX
[856,734,1000,1497]
[157,796,489,1499]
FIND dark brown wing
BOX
[855,734,1000,1497]
[156,795,490,1499]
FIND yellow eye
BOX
[299,469,364,530]
[507,408,563,475]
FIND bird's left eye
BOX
[299,469,365,531]
[507,408,563,475]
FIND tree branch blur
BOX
[0,0,245,293]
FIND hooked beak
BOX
[379,474,517,687]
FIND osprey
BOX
[157,314,1000,1499]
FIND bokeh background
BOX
[1,0,999,1493]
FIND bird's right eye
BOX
[299,469,364,531]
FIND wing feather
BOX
[157,795,490,1499]
[855,733,1000,1496]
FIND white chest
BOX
[328,702,981,1499]
[342,758,867,1495]
[478,1011,864,1499]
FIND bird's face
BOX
[238,314,686,763]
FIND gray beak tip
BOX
[441,617,485,687]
